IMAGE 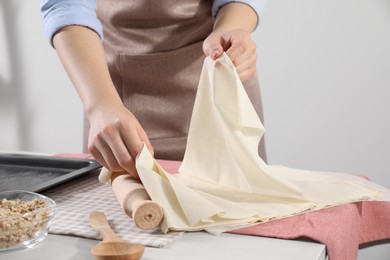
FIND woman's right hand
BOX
[87,103,154,180]
[52,25,153,179]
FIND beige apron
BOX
[87,0,266,161]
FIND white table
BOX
[1,232,326,260]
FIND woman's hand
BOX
[53,25,153,179]
[203,2,258,82]
[87,103,154,180]
[203,29,257,82]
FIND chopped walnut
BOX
[0,198,51,248]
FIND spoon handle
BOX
[89,211,122,242]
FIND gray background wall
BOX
[0,0,389,259]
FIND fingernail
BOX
[211,49,219,59]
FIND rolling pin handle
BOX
[110,171,164,230]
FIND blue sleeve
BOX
[212,0,267,28]
[40,0,103,47]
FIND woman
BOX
[41,0,267,179]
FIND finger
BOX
[104,130,139,179]
[238,68,256,82]
[225,40,247,64]
[116,154,138,180]
[136,124,154,157]
[224,31,253,63]
[236,61,256,82]
[90,139,138,180]
[115,121,145,179]
[88,144,109,169]
[234,51,257,81]
[120,122,143,159]
[203,34,224,60]
[231,39,256,66]
[91,132,122,171]
[90,119,137,178]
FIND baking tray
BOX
[0,153,101,192]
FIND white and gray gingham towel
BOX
[43,170,183,247]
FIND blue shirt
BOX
[41,0,267,46]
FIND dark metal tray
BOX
[0,153,101,192]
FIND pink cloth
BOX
[230,201,390,260]
[55,153,95,160]
[57,154,390,260]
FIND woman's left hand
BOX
[203,29,257,82]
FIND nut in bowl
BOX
[0,190,56,252]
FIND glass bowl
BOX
[0,190,56,252]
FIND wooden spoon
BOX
[89,211,144,260]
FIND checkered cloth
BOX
[43,166,182,248]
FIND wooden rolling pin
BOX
[108,171,164,230]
